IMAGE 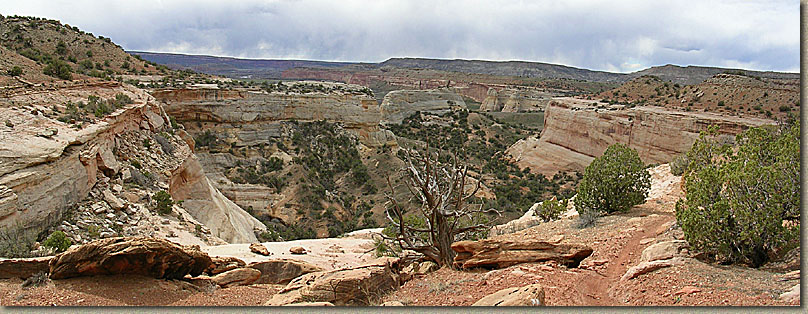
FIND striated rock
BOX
[210,267,261,288]
[289,246,307,254]
[102,189,126,211]
[621,257,686,281]
[249,243,271,256]
[207,256,246,275]
[451,239,593,269]
[265,262,399,306]
[640,240,689,262]
[248,259,324,285]
[0,185,19,218]
[0,256,53,279]
[472,283,546,306]
[506,98,774,177]
[49,237,212,280]
[380,88,467,124]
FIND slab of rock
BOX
[289,246,307,254]
[248,259,324,285]
[640,240,689,262]
[621,257,686,281]
[452,239,593,269]
[49,237,212,280]
[472,283,546,306]
[249,243,271,256]
[779,284,800,303]
[102,189,126,210]
[210,267,261,288]
[0,256,53,279]
[265,261,399,306]
[207,256,246,275]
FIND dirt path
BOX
[575,214,674,305]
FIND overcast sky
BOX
[0,0,799,73]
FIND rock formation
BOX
[209,267,261,288]
[247,259,324,284]
[506,98,774,176]
[472,283,546,306]
[451,238,593,269]
[379,88,467,124]
[48,237,212,280]
[480,88,553,112]
[0,256,52,279]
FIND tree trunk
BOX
[434,213,455,267]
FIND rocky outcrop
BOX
[380,88,467,124]
[207,256,246,275]
[480,88,552,112]
[265,261,399,306]
[0,256,53,279]
[506,98,774,176]
[472,283,546,306]
[451,239,593,269]
[168,155,265,243]
[48,237,212,280]
[247,259,324,284]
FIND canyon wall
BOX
[479,88,554,112]
[380,88,467,124]
[506,98,774,177]
[0,83,263,243]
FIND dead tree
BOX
[384,143,500,267]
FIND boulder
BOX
[102,189,126,211]
[452,239,593,269]
[621,257,686,281]
[416,261,439,275]
[49,237,212,280]
[207,256,246,275]
[210,267,261,288]
[265,262,399,306]
[472,283,546,306]
[289,246,307,254]
[0,256,53,279]
[249,243,271,256]
[640,240,689,262]
[779,284,800,304]
[248,259,324,285]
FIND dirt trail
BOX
[576,214,674,305]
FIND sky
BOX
[0,0,799,73]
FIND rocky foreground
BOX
[0,164,799,306]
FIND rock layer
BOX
[379,88,467,124]
[480,88,553,112]
[506,98,774,176]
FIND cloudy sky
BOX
[0,0,799,72]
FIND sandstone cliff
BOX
[380,88,467,124]
[506,98,773,176]
[0,83,263,244]
[479,88,554,112]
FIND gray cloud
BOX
[0,0,798,72]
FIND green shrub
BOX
[576,143,651,223]
[153,190,173,215]
[42,230,72,253]
[536,198,567,222]
[43,59,72,80]
[7,66,22,76]
[675,121,800,267]
[669,153,689,176]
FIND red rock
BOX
[674,286,702,295]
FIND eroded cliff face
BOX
[506,98,773,177]
[154,88,396,148]
[0,83,263,244]
[479,88,554,112]
[380,88,467,124]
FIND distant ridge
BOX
[130,51,799,85]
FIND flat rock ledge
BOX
[452,239,593,269]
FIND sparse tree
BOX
[384,143,499,267]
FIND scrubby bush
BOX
[536,197,567,222]
[42,230,72,253]
[43,59,72,80]
[576,143,651,225]
[675,121,800,267]
[669,153,689,176]
[7,66,22,76]
[153,190,173,215]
